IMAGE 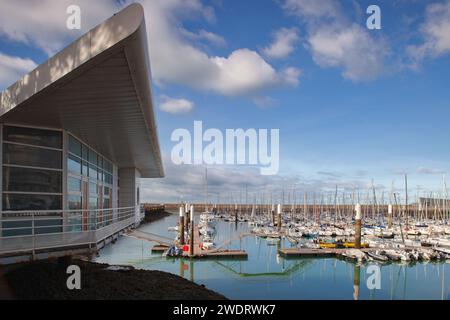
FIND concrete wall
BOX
[118,168,142,225]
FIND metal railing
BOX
[0,206,137,256]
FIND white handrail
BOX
[0,206,140,255]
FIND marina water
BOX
[95,213,450,300]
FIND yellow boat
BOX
[343,242,369,248]
[319,242,369,249]
[319,242,337,249]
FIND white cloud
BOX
[0,53,37,89]
[407,0,450,64]
[417,167,446,175]
[210,49,300,95]
[179,28,227,47]
[281,0,387,81]
[159,96,194,114]
[308,25,387,81]
[282,0,340,20]
[140,155,373,203]
[263,28,299,59]
[0,0,119,55]
[135,0,300,96]
[0,0,300,99]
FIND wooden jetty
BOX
[186,250,248,260]
[183,225,248,259]
[126,230,174,247]
[151,245,170,253]
[129,226,248,259]
[278,247,374,258]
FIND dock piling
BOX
[355,203,362,249]
[189,205,195,256]
[179,206,185,245]
[185,202,190,231]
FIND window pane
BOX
[89,149,97,166]
[68,176,81,192]
[103,198,110,209]
[82,144,88,161]
[68,195,82,210]
[35,219,62,234]
[2,218,62,236]
[2,221,32,237]
[68,135,82,157]
[105,173,112,185]
[3,143,62,169]
[3,167,62,193]
[89,163,97,180]
[67,195,82,232]
[89,182,97,195]
[3,126,62,149]
[104,186,110,196]
[89,197,98,209]
[104,160,113,174]
[2,194,62,211]
[82,161,88,177]
[68,154,81,174]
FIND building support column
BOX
[118,168,141,227]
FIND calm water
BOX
[95,214,450,300]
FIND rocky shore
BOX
[2,209,226,300]
[4,259,227,300]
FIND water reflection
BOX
[95,214,450,300]
[353,265,360,300]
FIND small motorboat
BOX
[202,242,215,250]
[341,249,367,262]
[367,250,389,262]
[383,250,402,261]
[433,246,450,258]
[163,246,183,257]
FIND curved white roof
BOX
[0,3,163,178]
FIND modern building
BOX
[0,3,163,263]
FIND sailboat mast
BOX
[404,174,408,230]
[205,167,208,212]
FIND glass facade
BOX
[2,125,63,236]
[67,134,113,231]
[1,125,117,237]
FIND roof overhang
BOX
[0,3,164,178]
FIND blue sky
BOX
[1,0,450,202]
